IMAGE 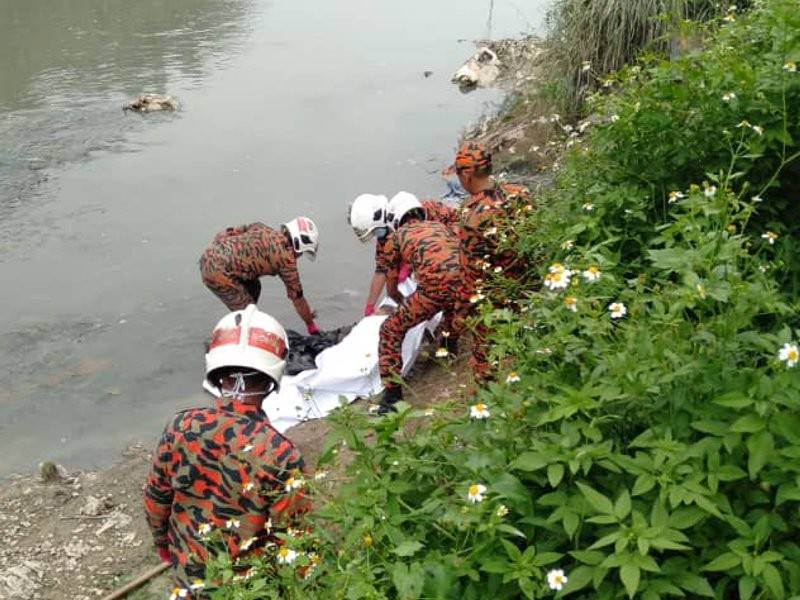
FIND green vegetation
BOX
[544,0,744,111]
[209,1,800,598]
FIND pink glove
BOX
[364,303,376,317]
[307,322,320,335]
[398,263,412,283]
[156,546,171,564]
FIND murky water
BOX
[0,0,549,475]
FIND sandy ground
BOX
[0,351,468,600]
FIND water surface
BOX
[0,0,548,474]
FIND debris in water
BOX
[451,47,500,91]
[122,93,178,113]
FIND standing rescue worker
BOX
[199,217,321,334]
[144,305,309,596]
[451,142,530,379]
[347,192,460,317]
[375,194,466,413]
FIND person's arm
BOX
[364,272,386,315]
[292,297,318,333]
[280,255,319,334]
[143,428,175,559]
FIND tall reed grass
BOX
[544,0,740,112]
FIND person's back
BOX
[208,223,293,281]
[145,400,305,587]
[392,220,463,287]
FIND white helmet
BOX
[205,304,289,391]
[387,191,423,230]
[283,216,319,261]
[347,194,389,242]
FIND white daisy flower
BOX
[544,264,572,291]
[784,62,797,73]
[276,546,298,565]
[197,523,212,537]
[240,537,257,551]
[314,470,329,481]
[467,483,487,503]
[609,302,627,319]
[704,185,717,197]
[435,347,449,358]
[189,580,205,591]
[496,504,509,518]
[564,296,578,312]
[609,114,620,123]
[169,588,188,600]
[561,239,574,250]
[752,125,764,135]
[779,343,799,368]
[225,519,240,530]
[470,403,490,420]
[761,231,778,244]
[505,372,521,384]
[547,569,569,591]
[285,475,305,492]
[493,265,503,273]
[582,202,595,211]
[668,191,685,203]
[469,292,486,304]
[752,195,763,203]
[242,481,254,493]
[736,120,751,129]
[582,266,601,282]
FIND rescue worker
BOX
[144,305,309,596]
[347,192,460,317]
[450,141,530,379]
[199,217,321,335]
[375,193,466,413]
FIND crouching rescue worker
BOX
[376,193,466,413]
[348,192,460,317]
[451,141,530,380]
[144,305,310,596]
[199,217,322,335]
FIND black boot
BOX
[378,386,403,415]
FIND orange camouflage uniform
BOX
[199,223,303,311]
[377,220,466,387]
[143,398,308,594]
[458,183,530,375]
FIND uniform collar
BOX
[215,398,268,420]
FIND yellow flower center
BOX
[278,547,289,558]
[469,484,481,496]
[475,403,487,413]
[789,349,798,361]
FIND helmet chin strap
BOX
[221,371,273,400]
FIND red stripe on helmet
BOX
[297,218,309,232]
[209,327,241,350]
[248,328,287,358]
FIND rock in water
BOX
[123,93,178,112]
[39,461,60,483]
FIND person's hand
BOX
[307,322,320,335]
[156,545,171,564]
[364,303,375,317]
[398,263,412,283]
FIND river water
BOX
[0,0,548,475]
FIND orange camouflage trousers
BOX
[200,260,262,311]
[379,277,464,388]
